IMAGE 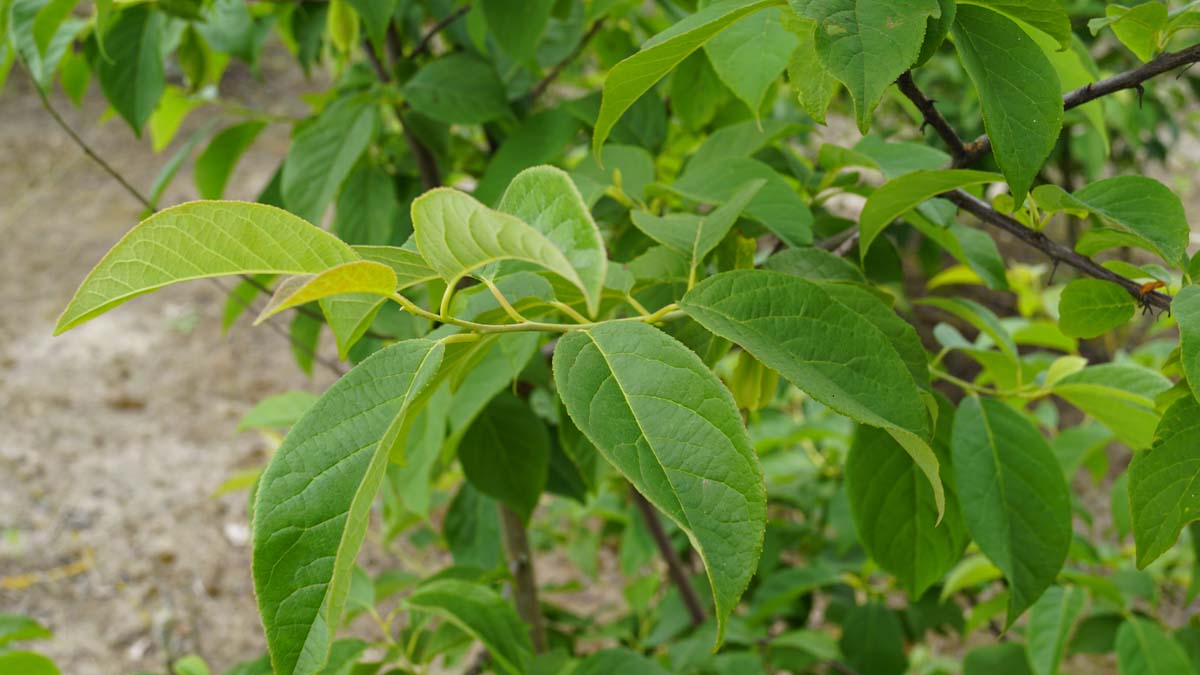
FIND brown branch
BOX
[631,488,706,627]
[528,20,605,102]
[942,189,1172,310]
[410,5,470,57]
[956,42,1200,167]
[896,71,968,163]
[499,505,548,653]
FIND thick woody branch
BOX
[897,71,968,162]
[955,43,1200,167]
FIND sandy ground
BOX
[0,56,338,674]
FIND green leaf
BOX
[1129,395,1200,569]
[575,648,670,675]
[476,108,579,205]
[31,0,75,55]
[404,579,534,675]
[963,643,1034,675]
[1026,585,1086,675]
[195,121,266,200]
[196,0,270,66]
[573,143,656,204]
[327,0,359,55]
[289,311,321,376]
[1116,617,1194,675]
[444,483,503,570]
[673,158,812,247]
[1069,176,1189,266]
[96,4,165,134]
[845,418,967,597]
[1175,286,1200,403]
[333,161,400,246]
[411,187,588,302]
[405,54,509,125]
[1091,3,1167,63]
[671,50,731,131]
[237,391,320,431]
[951,397,1071,626]
[1057,278,1136,339]
[553,321,765,645]
[482,0,555,62]
[148,85,203,152]
[592,0,782,156]
[838,602,907,675]
[682,270,943,515]
[497,165,608,316]
[8,0,82,89]
[345,0,395,54]
[763,248,865,283]
[459,393,549,522]
[783,14,838,123]
[0,614,52,646]
[56,201,359,334]
[282,96,378,224]
[632,180,762,266]
[704,7,798,115]
[173,655,211,675]
[859,169,1002,261]
[800,0,941,132]
[0,652,59,675]
[253,338,444,675]
[1051,364,1171,449]
[256,261,397,323]
[960,0,1071,48]
[952,4,1062,203]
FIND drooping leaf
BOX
[783,14,838,123]
[960,0,1071,48]
[553,321,766,645]
[800,0,941,132]
[404,54,509,125]
[764,248,865,283]
[1069,176,1190,266]
[682,270,943,515]
[0,614,52,646]
[411,187,588,303]
[1026,585,1086,675]
[256,261,397,323]
[475,108,579,205]
[859,169,1002,261]
[951,397,1071,625]
[592,0,782,156]
[963,643,1034,675]
[574,648,671,675]
[332,161,399,246]
[1175,286,1200,403]
[56,202,359,334]
[1051,364,1171,449]
[838,602,908,675]
[253,339,444,675]
[481,0,555,62]
[237,391,320,431]
[671,50,732,131]
[194,121,266,200]
[1115,617,1194,675]
[952,4,1063,203]
[282,96,378,224]
[345,0,395,55]
[631,180,762,265]
[404,579,534,675]
[1057,278,1136,339]
[1129,395,1200,569]
[96,4,165,134]
[1091,3,1168,63]
[444,482,504,571]
[704,7,798,115]
[673,158,812,247]
[0,652,59,675]
[459,392,550,522]
[497,165,608,316]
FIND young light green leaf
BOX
[459,393,549,522]
[253,339,444,675]
[237,391,320,432]
[411,187,587,301]
[592,0,782,157]
[1129,395,1200,569]
[801,0,941,132]
[498,165,607,316]
[255,261,397,324]
[952,397,1071,626]
[1052,364,1171,449]
[56,201,359,334]
[1057,278,1136,338]
[859,169,1002,261]
[959,0,1071,48]
[682,270,943,516]
[31,0,76,55]
[704,7,798,116]
[194,121,266,200]
[282,96,378,224]
[96,5,165,134]
[1091,3,1167,62]
[404,579,533,675]
[952,5,1063,203]
[553,321,766,646]
[344,0,394,54]
[404,53,509,125]
[1069,176,1189,266]
[0,614,52,646]
[1115,617,1194,675]
[1026,585,1086,675]
[0,652,59,675]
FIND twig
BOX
[410,5,470,57]
[896,71,968,162]
[942,189,1172,310]
[956,43,1200,167]
[630,488,706,627]
[528,20,605,102]
[499,505,548,653]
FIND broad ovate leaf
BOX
[1051,364,1171,449]
[497,165,607,316]
[1129,395,1200,569]
[704,7,798,115]
[404,579,534,675]
[1057,278,1136,339]
[960,0,1071,48]
[951,397,1071,625]
[56,201,359,334]
[253,339,444,675]
[859,169,1002,261]
[1174,285,1200,403]
[1069,176,1190,266]
[593,0,782,156]
[411,187,588,302]
[256,260,397,324]
[682,270,943,515]
[801,0,942,132]
[552,321,766,645]
[952,5,1063,203]
[1115,617,1194,675]
[1026,585,1086,675]
[459,392,549,522]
